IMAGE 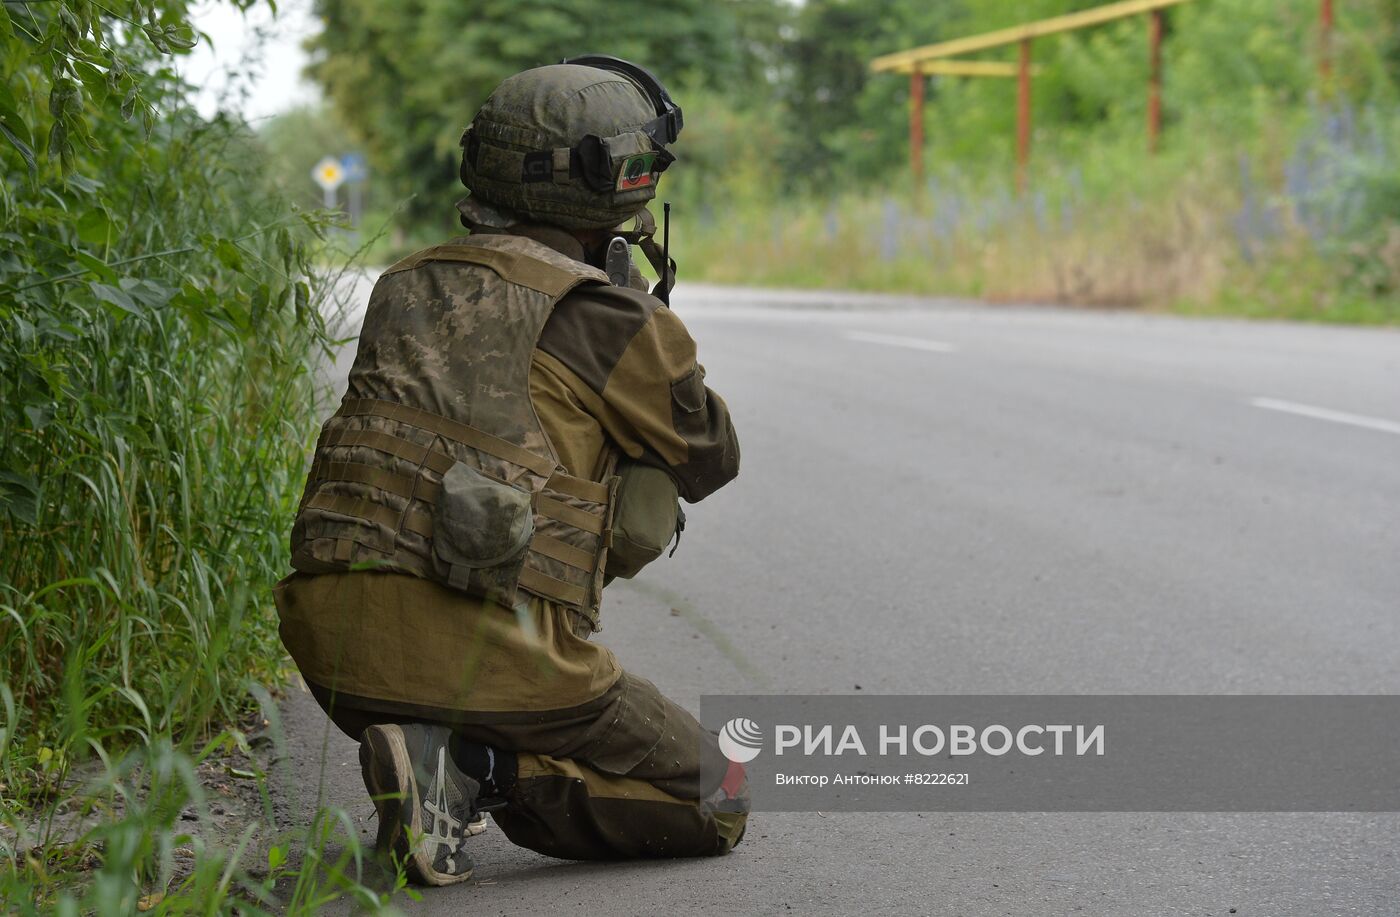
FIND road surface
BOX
[275,282,1400,915]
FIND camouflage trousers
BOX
[274,571,748,860]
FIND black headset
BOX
[560,54,684,147]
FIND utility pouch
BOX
[432,461,534,597]
[606,459,683,579]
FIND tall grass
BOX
[0,2,399,910]
[0,112,318,768]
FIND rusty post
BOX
[1016,39,1032,194]
[1319,0,1335,84]
[910,65,925,196]
[1148,8,1163,153]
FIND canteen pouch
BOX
[606,459,683,579]
[432,461,534,599]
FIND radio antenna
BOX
[660,202,671,306]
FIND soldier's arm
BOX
[536,284,739,502]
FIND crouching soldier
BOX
[273,57,748,886]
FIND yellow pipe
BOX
[891,60,1029,78]
[871,0,1193,72]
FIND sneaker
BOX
[359,723,482,886]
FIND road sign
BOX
[312,156,346,192]
[340,152,368,183]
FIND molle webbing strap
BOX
[545,471,611,505]
[528,532,595,571]
[319,427,456,477]
[302,492,434,540]
[308,458,443,505]
[337,398,555,477]
[315,432,608,509]
[536,495,606,535]
[306,484,594,575]
[306,484,596,573]
[518,566,590,608]
[382,243,587,298]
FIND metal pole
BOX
[1148,8,1163,154]
[1319,0,1335,84]
[1017,39,1032,194]
[910,65,925,196]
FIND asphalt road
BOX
[277,282,1400,916]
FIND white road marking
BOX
[1250,397,1400,436]
[843,331,958,353]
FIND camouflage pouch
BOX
[433,461,534,598]
[606,460,683,579]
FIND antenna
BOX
[660,201,671,305]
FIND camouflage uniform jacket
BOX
[288,222,738,629]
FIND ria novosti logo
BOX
[718,717,764,763]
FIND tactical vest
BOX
[290,234,618,628]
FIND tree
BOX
[778,0,967,187]
[306,0,773,232]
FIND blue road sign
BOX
[341,152,368,182]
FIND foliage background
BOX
[0,1,390,911]
[2,0,1398,910]
[272,0,1400,322]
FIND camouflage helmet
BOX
[459,57,683,230]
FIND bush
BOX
[0,2,370,909]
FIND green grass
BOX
[666,107,1400,326]
[0,3,413,909]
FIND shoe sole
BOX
[360,724,475,887]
